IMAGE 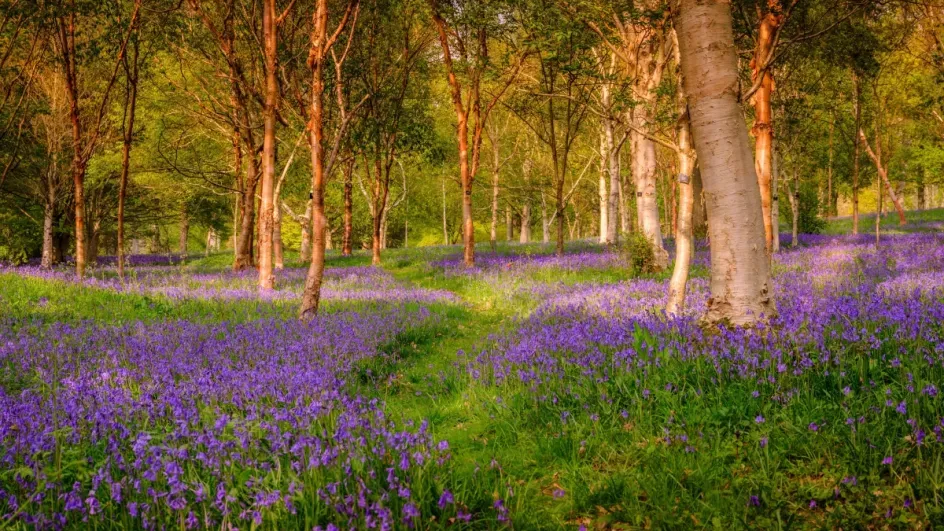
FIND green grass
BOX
[3,212,942,529]
[821,207,944,235]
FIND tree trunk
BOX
[118,39,139,278]
[489,126,500,251]
[619,176,629,233]
[692,167,706,235]
[826,116,835,217]
[179,211,189,255]
[666,72,695,315]
[787,169,798,247]
[771,138,780,252]
[599,128,608,244]
[875,159,882,245]
[520,158,532,243]
[342,157,353,256]
[677,0,776,326]
[257,0,278,289]
[41,170,57,270]
[505,204,513,240]
[273,207,284,268]
[299,0,338,320]
[605,121,619,244]
[859,128,907,226]
[442,176,449,245]
[630,131,669,268]
[299,200,313,261]
[542,193,551,244]
[851,72,861,235]
[751,10,779,255]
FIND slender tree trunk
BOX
[342,157,353,256]
[851,72,861,235]
[787,168,798,247]
[875,159,882,244]
[179,211,189,254]
[771,138,780,252]
[118,39,139,278]
[605,120,619,244]
[599,127,608,244]
[41,177,56,269]
[542,193,551,244]
[273,202,284,268]
[619,175,629,233]
[666,67,696,315]
[691,167,706,235]
[520,158,531,243]
[258,0,278,289]
[859,128,907,226]
[630,131,669,268]
[751,11,779,254]
[299,0,342,319]
[826,117,834,217]
[505,204,513,240]
[489,125,500,251]
[677,0,776,326]
[299,200,313,261]
[442,176,449,245]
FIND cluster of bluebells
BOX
[25,254,190,268]
[6,264,459,306]
[0,308,461,529]
[462,233,944,485]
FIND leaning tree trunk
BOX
[859,129,907,226]
[677,0,776,326]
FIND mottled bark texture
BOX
[677,0,776,326]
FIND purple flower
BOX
[437,490,454,509]
[808,423,819,432]
[882,456,894,465]
[755,415,765,424]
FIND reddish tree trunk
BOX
[342,157,353,256]
[258,0,278,289]
[751,10,780,254]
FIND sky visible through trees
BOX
[1,0,944,528]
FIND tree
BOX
[677,0,775,326]
[429,0,525,266]
[299,0,358,320]
[54,0,142,277]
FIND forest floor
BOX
[2,209,944,529]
